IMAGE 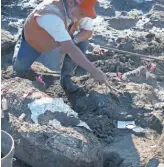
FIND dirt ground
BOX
[2,52,164,167]
[1,0,164,166]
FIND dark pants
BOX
[12,35,89,88]
[61,40,89,77]
[60,40,89,91]
[12,36,89,75]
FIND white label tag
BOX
[2,98,8,111]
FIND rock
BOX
[149,11,164,28]
[103,133,145,167]
[118,41,135,52]
[93,57,135,73]
[154,102,164,110]
[1,78,103,167]
[145,32,155,39]
[80,115,115,139]
[153,4,164,11]
[156,0,164,5]
[96,3,115,16]
[111,0,153,11]
[146,158,159,167]
[145,72,157,85]
[145,114,163,133]
[144,22,153,29]
[122,66,147,82]
[104,136,114,144]
[121,11,128,16]
[108,17,138,30]
[127,9,143,18]
[1,30,15,56]
[103,151,124,167]
[122,66,157,85]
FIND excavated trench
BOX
[2,48,164,167]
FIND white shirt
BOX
[79,17,93,31]
[36,14,93,42]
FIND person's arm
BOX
[37,14,95,74]
[73,17,93,43]
[74,29,92,43]
[60,40,107,83]
[60,40,96,74]
[36,14,107,83]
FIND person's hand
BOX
[92,69,107,84]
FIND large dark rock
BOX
[108,17,139,30]
[1,78,103,167]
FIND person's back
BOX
[24,0,67,53]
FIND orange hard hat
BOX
[79,0,97,19]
